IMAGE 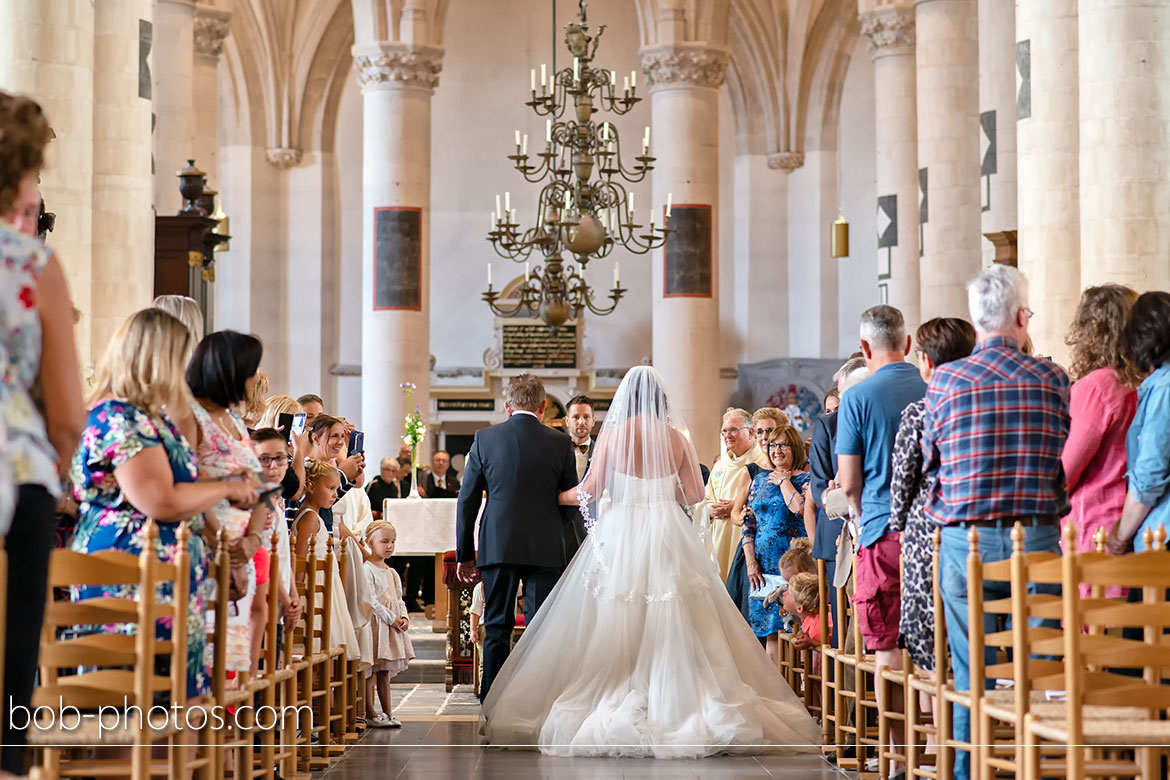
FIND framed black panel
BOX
[877,194,898,249]
[139,20,152,100]
[663,204,713,298]
[373,206,422,310]
[1017,40,1031,120]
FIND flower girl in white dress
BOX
[362,521,414,728]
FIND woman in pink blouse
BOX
[1061,284,1141,556]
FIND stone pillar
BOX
[1078,0,1170,292]
[153,0,196,215]
[641,44,728,462]
[978,0,1017,263]
[914,0,981,320]
[92,0,155,355]
[353,45,442,465]
[860,4,920,331]
[192,3,231,186]
[0,0,95,361]
[1017,0,1079,363]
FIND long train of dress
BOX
[482,474,822,758]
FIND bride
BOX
[481,366,822,758]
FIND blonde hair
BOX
[89,308,191,416]
[364,520,396,544]
[257,395,303,431]
[151,295,204,345]
[304,459,339,490]
[752,407,790,429]
[788,571,819,615]
[244,371,269,421]
[779,538,815,575]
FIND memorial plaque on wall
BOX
[502,324,577,369]
[436,399,497,412]
[664,204,713,298]
[373,206,422,310]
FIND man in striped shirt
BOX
[922,265,1070,780]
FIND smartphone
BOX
[277,413,293,442]
[348,430,364,456]
[291,413,306,436]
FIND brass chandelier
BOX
[483,0,672,330]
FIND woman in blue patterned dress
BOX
[71,309,258,698]
[743,426,812,665]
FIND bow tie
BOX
[574,444,590,454]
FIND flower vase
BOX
[408,446,421,499]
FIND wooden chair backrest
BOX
[291,532,320,656]
[262,528,282,675]
[209,527,232,703]
[38,521,185,711]
[1062,522,1170,729]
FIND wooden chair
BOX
[815,559,836,749]
[1023,524,1170,780]
[31,522,186,780]
[334,542,360,748]
[288,533,323,779]
[903,531,943,780]
[247,529,296,780]
[876,556,910,780]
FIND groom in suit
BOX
[456,374,580,701]
[563,394,596,560]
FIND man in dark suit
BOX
[563,394,596,561]
[456,374,580,701]
[422,450,460,498]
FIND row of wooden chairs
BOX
[793,522,1170,780]
[23,523,369,780]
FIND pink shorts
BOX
[852,531,901,651]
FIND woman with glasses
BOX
[741,425,811,664]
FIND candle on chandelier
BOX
[643,126,650,153]
[522,134,528,156]
[530,69,535,92]
[564,189,571,209]
[614,261,620,287]
[610,70,616,87]
[488,263,493,287]
[541,63,547,89]
[545,119,552,142]
[573,57,580,83]
[525,262,530,282]
[627,191,635,217]
[514,130,521,151]
[649,208,655,229]
[666,192,673,217]
[623,76,629,95]
[631,69,637,89]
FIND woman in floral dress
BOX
[186,329,268,674]
[742,425,811,664]
[71,309,257,697]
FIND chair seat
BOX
[27,711,181,746]
[984,693,1150,724]
[1030,712,1170,745]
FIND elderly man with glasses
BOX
[705,408,762,581]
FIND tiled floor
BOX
[328,684,846,779]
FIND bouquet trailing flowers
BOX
[400,382,427,499]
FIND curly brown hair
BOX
[0,93,52,216]
[1065,284,1141,386]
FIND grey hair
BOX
[833,356,868,386]
[967,264,1029,332]
[505,373,546,412]
[840,365,871,393]
[859,305,907,351]
[722,407,753,428]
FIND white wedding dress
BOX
[481,468,823,757]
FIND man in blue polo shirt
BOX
[837,304,926,774]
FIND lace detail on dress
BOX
[578,486,595,533]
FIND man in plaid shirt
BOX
[922,265,1070,780]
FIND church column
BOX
[978,0,1017,262]
[914,0,981,319]
[0,0,95,361]
[192,3,231,186]
[352,44,442,465]
[1017,0,1079,362]
[153,0,196,215]
[92,0,155,354]
[1078,0,1170,291]
[860,3,920,330]
[641,44,729,463]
